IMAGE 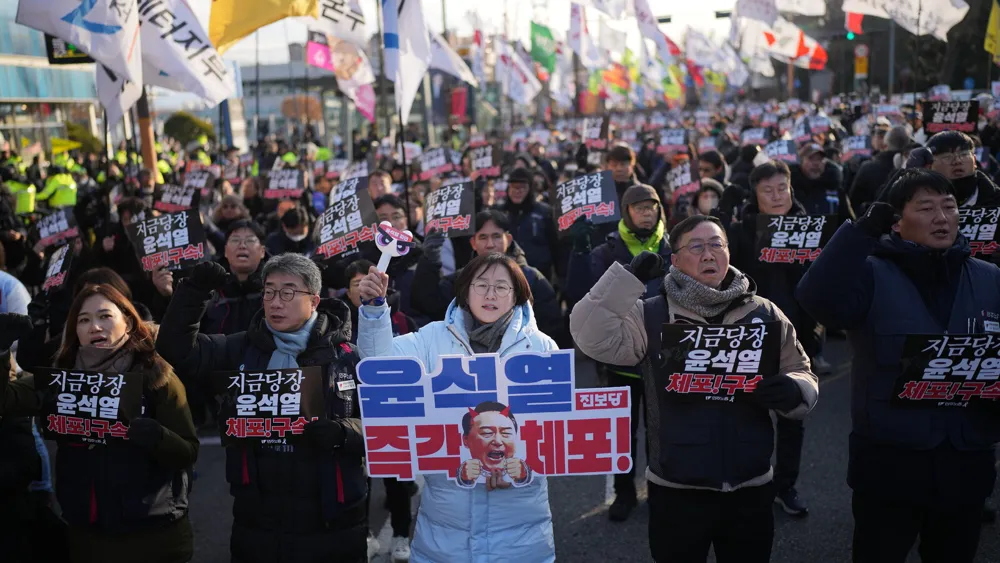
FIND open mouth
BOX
[482,304,498,312]
[701,266,718,275]
[235,251,249,260]
[90,335,110,347]
[931,229,950,238]
[486,451,505,461]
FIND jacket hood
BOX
[443,299,540,353]
[247,297,353,354]
[506,240,529,267]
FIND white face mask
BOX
[285,231,308,242]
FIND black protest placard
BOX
[326,159,350,179]
[34,208,79,250]
[314,176,378,261]
[183,169,216,198]
[924,101,979,134]
[418,147,457,180]
[764,140,799,164]
[754,214,836,264]
[492,179,509,206]
[657,129,688,155]
[841,136,873,160]
[667,162,701,219]
[126,209,208,272]
[740,128,768,147]
[658,322,782,403]
[793,120,812,144]
[222,161,242,184]
[154,185,201,213]
[959,207,1000,256]
[582,116,610,151]
[264,169,306,200]
[42,244,73,293]
[777,118,794,135]
[342,160,369,181]
[212,366,325,444]
[425,181,476,237]
[808,115,831,136]
[45,34,94,64]
[551,171,619,233]
[893,334,1000,407]
[698,136,717,152]
[35,369,143,445]
[469,145,500,180]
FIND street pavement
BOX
[188,337,1000,563]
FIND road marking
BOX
[604,474,614,504]
[199,435,222,447]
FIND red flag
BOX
[665,35,682,57]
[795,32,810,59]
[808,44,828,70]
[845,13,864,35]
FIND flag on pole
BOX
[496,40,542,105]
[736,0,779,26]
[306,28,376,123]
[633,0,676,65]
[845,12,865,34]
[97,65,142,126]
[987,0,1000,57]
[569,3,607,70]
[51,138,83,155]
[315,0,369,48]
[381,0,431,124]
[16,0,143,85]
[430,33,479,87]
[530,22,557,74]
[776,0,826,16]
[210,0,318,55]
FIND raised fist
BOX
[460,459,483,483]
[504,458,527,483]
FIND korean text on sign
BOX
[959,207,1000,256]
[36,209,79,250]
[552,171,618,232]
[213,367,325,443]
[894,334,1000,406]
[469,145,499,180]
[659,322,782,403]
[315,176,378,259]
[419,148,456,181]
[35,369,142,445]
[155,185,200,213]
[43,244,71,292]
[924,101,978,134]
[756,215,832,264]
[357,350,632,482]
[264,169,305,200]
[425,181,474,236]
[128,209,207,272]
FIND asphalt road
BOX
[187,338,1000,563]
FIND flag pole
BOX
[255,31,261,142]
[376,0,391,138]
[397,107,410,223]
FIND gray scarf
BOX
[663,265,751,319]
[463,308,515,354]
[74,335,134,372]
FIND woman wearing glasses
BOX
[356,252,557,563]
[156,253,369,563]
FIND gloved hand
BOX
[421,230,446,266]
[856,202,898,238]
[303,418,345,452]
[186,261,228,292]
[748,374,803,412]
[570,216,594,254]
[127,417,164,448]
[0,314,33,352]
[27,293,49,329]
[625,251,664,284]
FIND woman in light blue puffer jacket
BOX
[357,252,557,563]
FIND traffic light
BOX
[846,32,856,40]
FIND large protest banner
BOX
[894,334,1000,407]
[358,350,632,486]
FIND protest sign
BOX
[698,136,717,152]
[761,113,778,128]
[212,366,325,444]
[551,171,619,233]
[764,140,799,164]
[793,120,812,144]
[222,161,242,185]
[492,179,508,206]
[418,147,457,181]
[469,145,500,180]
[842,135,873,160]
[342,160,369,181]
[808,115,830,136]
[667,162,701,219]
[893,334,1000,407]
[923,101,978,134]
[34,208,79,250]
[754,215,835,264]
[35,368,143,445]
[45,34,93,64]
[657,129,688,155]
[326,158,350,180]
[264,169,306,200]
[183,168,216,197]
[741,128,768,146]
[658,323,782,402]
[126,209,208,272]
[314,176,378,261]
[358,349,632,484]
[582,116,610,151]
[959,207,1000,256]
[425,181,476,237]
[154,185,201,213]
[42,244,73,293]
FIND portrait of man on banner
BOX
[456,401,533,489]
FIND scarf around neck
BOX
[663,265,751,319]
[74,334,134,372]
[463,307,515,354]
[619,219,664,257]
[266,312,318,369]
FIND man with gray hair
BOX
[156,254,369,563]
[849,125,912,215]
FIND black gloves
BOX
[127,417,164,448]
[421,230,446,266]
[187,261,228,292]
[27,293,49,329]
[749,375,803,412]
[303,418,345,452]
[570,217,594,254]
[626,251,664,284]
[856,202,898,238]
[0,313,33,352]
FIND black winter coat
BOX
[201,265,264,336]
[848,150,898,216]
[790,161,854,226]
[0,412,41,563]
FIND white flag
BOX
[550,44,576,110]
[430,33,478,87]
[881,0,969,42]
[137,0,234,106]
[841,0,890,17]
[316,0,370,48]
[569,3,607,70]
[496,40,542,106]
[583,0,631,18]
[719,44,750,87]
[600,17,628,61]
[686,28,724,71]
[381,0,431,124]
[762,17,809,60]
[466,12,487,87]
[17,0,142,85]
[96,65,142,126]
[737,0,779,26]
[633,0,675,65]
[776,0,826,16]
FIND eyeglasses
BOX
[263,288,315,301]
[936,151,974,165]
[471,281,513,297]
[677,238,728,255]
[227,237,259,247]
[632,202,660,214]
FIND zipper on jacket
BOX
[335,460,345,503]
[447,325,475,355]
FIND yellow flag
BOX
[51,137,83,155]
[986,0,1000,56]
[20,136,29,148]
[210,0,319,55]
